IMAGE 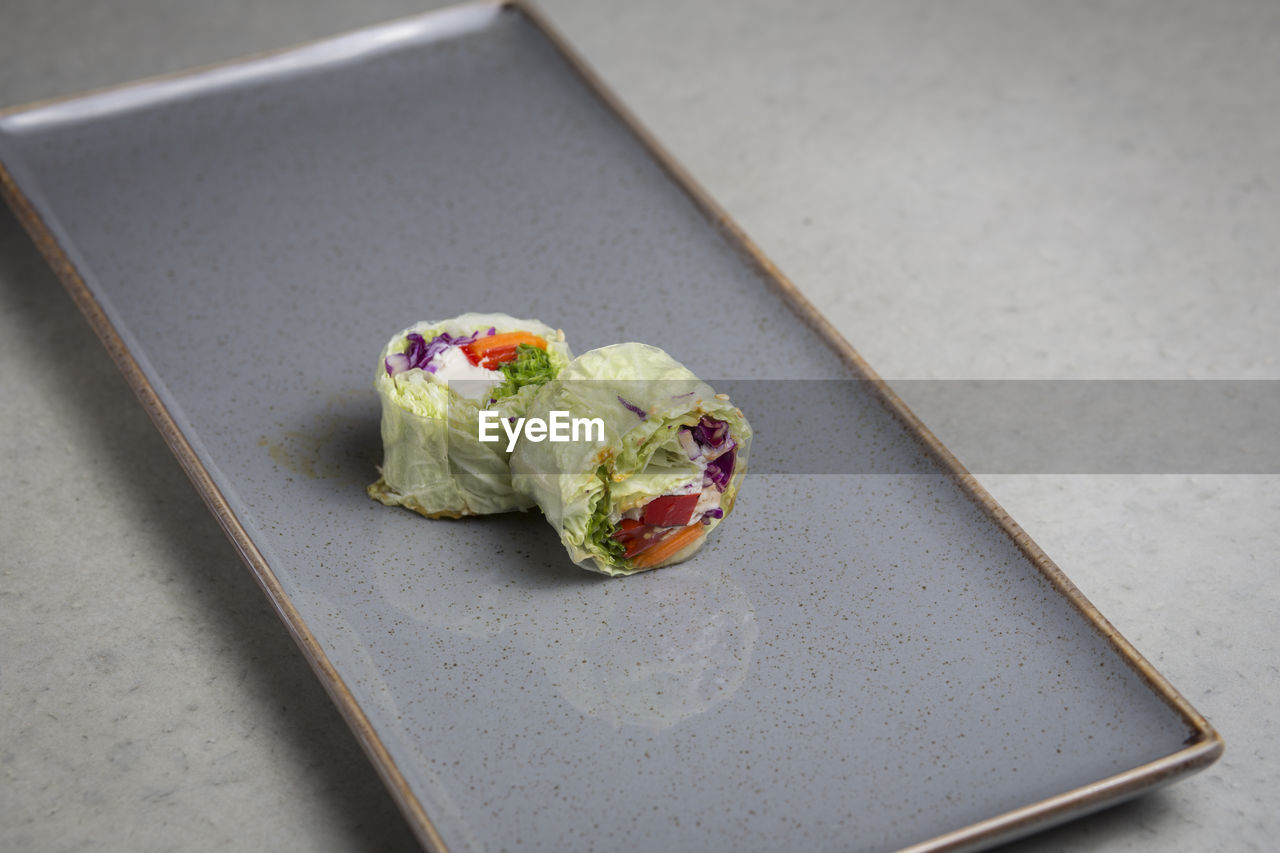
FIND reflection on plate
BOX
[526,567,758,729]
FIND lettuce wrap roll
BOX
[369,312,572,518]
[510,343,750,576]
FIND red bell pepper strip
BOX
[641,493,700,528]
[461,332,548,369]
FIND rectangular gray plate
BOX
[0,3,1220,851]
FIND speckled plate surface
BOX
[0,3,1220,851]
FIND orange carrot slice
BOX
[630,523,706,570]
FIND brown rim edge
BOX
[511,0,1223,848]
[0,156,449,853]
[1,1,1223,850]
[897,740,1222,852]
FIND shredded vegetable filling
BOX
[609,416,736,567]
[384,327,550,402]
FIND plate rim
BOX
[0,2,1223,851]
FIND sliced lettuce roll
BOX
[510,343,750,576]
[369,312,572,518]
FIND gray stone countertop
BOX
[2,1,1275,850]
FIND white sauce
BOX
[433,346,502,400]
[693,486,722,518]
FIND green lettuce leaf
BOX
[584,467,626,561]
[494,343,556,400]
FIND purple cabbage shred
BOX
[682,415,736,490]
[704,447,736,491]
[618,396,647,420]
[690,415,731,450]
[385,328,490,376]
